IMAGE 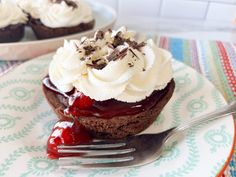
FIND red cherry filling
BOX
[47,120,92,159]
[66,91,94,117]
[43,76,170,119]
[70,92,94,109]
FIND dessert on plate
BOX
[18,0,95,39]
[42,27,175,158]
[0,1,28,43]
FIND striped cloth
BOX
[158,37,236,177]
[0,60,22,77]
[0,37,235,177]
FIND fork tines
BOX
[58,140,136,168]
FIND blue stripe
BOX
[0,61,6,65]
[229,157,236,177]
[0,61,7,72]
[169,38,184,62]
[198,41,211,80]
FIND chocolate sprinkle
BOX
[128,62,134,67]
[95,30,104,40]
[119,48,129,59]
[126,40,146,50]
[110,31,146,50]
[83,45,96,55]
[129,49,138,59]
[112,31,125,48]
[107,47,128,61]
[74,43,79,51]
[136,41,146,49]
[51,0,78,8]
[80,37,87,44]
[107,50,120,61]
[87,58,107,70]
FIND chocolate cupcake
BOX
[43,27,175,139]
[0,2,28,43]
[43,78,175,139]
[19,0,95,39]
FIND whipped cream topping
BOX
[18,0,93,28]
[49,27,173,103]
[0,1,28,28]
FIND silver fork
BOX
[58,100,236,169]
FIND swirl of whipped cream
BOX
[49,27,173,103]
[18,0,93,28]
[49,40,87,92]
[0,1,28,28]
[17,0,42,19]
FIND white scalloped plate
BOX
[0,53,234,177]
[0,1,117,60]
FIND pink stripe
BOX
[159,37,168,49]
[191,40,202,73]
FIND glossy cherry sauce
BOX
[43,77,168,119]
[47,120,92,159]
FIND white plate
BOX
[0,53,235,177]
[0,1,117,61]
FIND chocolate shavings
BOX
[86,58,107,70]
[111,31,146,50]
[112,31,125,48]
[95,30,104,40]
[74,43,79,51]
[129,49,138,59]
[107,47,128,61]
[83,45,96,56]
[128,62,134,67]
[126,40,146,50]
[80,37,87,45]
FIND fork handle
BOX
[173,100,236,132]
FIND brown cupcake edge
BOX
[42,79,175,139]
[29,18,95,39]
[0,24,25,43]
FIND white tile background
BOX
[96,0,236,31]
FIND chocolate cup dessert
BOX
[0,24,25,43]
[42,78,175,139]
[29,18,95,39]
